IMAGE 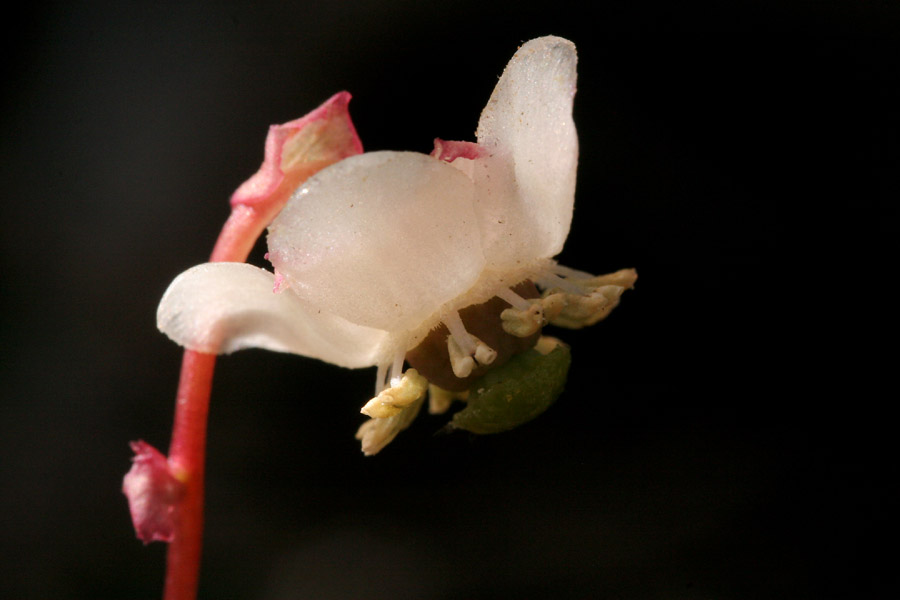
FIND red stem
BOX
[163,350,215,600]
[161,209,266,600]
[155,96,360,598]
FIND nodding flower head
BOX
[157,36,636,455]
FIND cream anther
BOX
[474,341,498,366]
[447,335,475,378]
[534,335,564,355]
[428,384,469,415]
[500,301,545,337]
[443,310,497,378]
[360,369,428,418]
[540,293,567,321]
[550,285,625,329]
[540,268,637,329]
[356,395,424,456]
[446,333,497,378]
[443,311,475,354]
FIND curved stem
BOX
[153,92,363,599]
[163,351,215,600]
[161,208,264,600]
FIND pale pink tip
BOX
[122,440,185,544]
[431,138,485,162]
[272,269,290,293]
[230,91,364,211]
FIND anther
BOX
[540,293,567,321]
[443,310,497,378]
[550,285,626,329]
[539,267,638,329]
[534,335,564,355]
[447,335,476,378]
[360,368,428,418]
[428,384,469,415]
[500,301,544,337]
[356,395,424,456]
[474,340,498,365]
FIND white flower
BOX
[157,36,636,454]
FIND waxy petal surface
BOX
[475,36,578,268]
[157,263,388,367]
[268,151,485,332]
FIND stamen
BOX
[551,264,594,279]
[428,385,454,414]
[447,335,476,378]
[540,293,567,321]
[536,271,585,295]
[534,335,564,355]
[500,301,544,337]
[389,350,406,387]
[549,266,639,290]
[443,310,497,378]
[361,368,428,419]
[535,267,637,329]
[443,311,475,355]
[496,287,532,311]
[550,285,627,329]
[581,268,638,289]
[428,384,469,415]
[474,342,497,366]
[356,395,425,456]
[375,362,389,394]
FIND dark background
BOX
[1,1,894,598]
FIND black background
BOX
[1,1,894,598]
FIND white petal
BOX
[267,151,485,332]
[475,36,578,267]
[157,262,388,368]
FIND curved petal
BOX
[157,263,388,368]
[475,36,578,267]
[267,151,485,332]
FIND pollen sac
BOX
[405,281,542,391]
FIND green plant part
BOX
[449,338,571,434]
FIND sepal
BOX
[122,441,185,544]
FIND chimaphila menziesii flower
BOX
[157,36,636,455]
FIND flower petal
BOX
[475,36,578,267]
[157,262,388,368]
[267,151,485,332]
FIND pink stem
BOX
[162,209,266,600]
[163,350,215,600]
[156,92,363,599]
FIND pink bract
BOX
[230,91,363,209]
[431,138,485,162]
[211,92,363,262]
[123,440,185,544]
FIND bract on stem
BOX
[125,92,362,600]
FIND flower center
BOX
[405,281,542,391]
